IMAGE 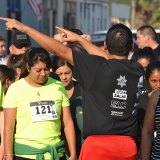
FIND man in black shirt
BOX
[0,17,144,160]
[136,25,160,61]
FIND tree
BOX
[135,0,160,29]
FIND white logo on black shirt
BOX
[113,89,127,100]
[117,75,127,88]
[111,111,123,116]
[110,100,127,109]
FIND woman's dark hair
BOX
[7,54,25,69]
[0,65,15,92]
[145,61,160,80]
[23,47,51,76]
[25,47,51,68]
[0,35,5,42]
[51,55,73,72]
[7,54,26,78]
[132,47,155,62]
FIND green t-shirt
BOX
[0,81,4,108]
[3,77,70,159]
[0,81,4,143]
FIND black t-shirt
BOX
[69,82,83,157]
[153,44,160,60]
[137,79,151,127]
[72,50,144,139]
[70,82,81,101]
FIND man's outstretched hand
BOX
[0,17,28,32]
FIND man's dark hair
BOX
[67,28,85,52]
[68,28,83,35]
[105,23,133,56]
[137,25,157,40]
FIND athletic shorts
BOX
[79,135,137,160]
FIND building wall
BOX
[0,0,7,40]
[43,0,110,35]
[0,0,43,49]
[77,0,110,34]
[0,0,110,50]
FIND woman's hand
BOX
[68,155,76,160]
[0,145,4,160]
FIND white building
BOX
[0,0,110,49]
[43,0,110,35]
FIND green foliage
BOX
[151,9,160,28]
[136,0,160,28]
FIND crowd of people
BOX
[0,17,160,160]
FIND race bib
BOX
[30,101,58,122]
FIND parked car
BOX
[91,29,160,49]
